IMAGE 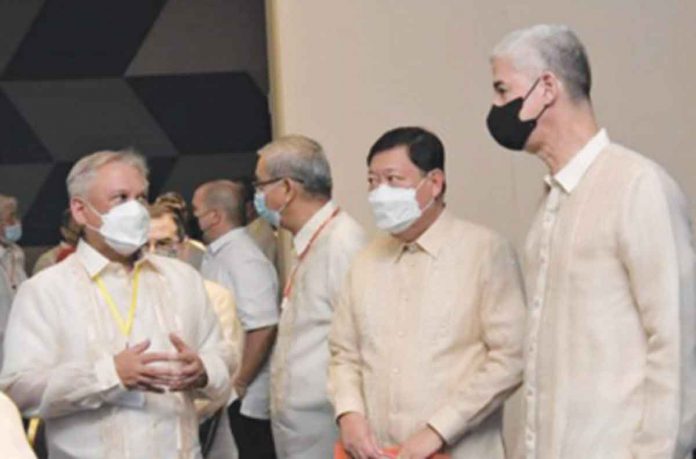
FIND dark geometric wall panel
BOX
[3,0,166,79]
[20,162,73,246]
[0,0,44,75]
[127,0,269,93]
[159,152,258,202]
[0,0,271,254]
[1,79,178,161]
[146,156,179,199]
[0,88,51,164]
[127,73,271,155]
[0,164,52,218]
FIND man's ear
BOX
[540,70,561,106]
[283,178,299,200]
[429,169,446,199]
[70,197,89,226]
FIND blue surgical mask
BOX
[254,191,282,228]
[3,223,22,243]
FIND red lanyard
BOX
[283,207,340,299]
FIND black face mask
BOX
[486,78,548,151]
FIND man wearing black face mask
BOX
[486,25,696,459]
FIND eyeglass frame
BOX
[252,176,305,190]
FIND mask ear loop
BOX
[523,77,551,122]
[81,199,105,234]
[415,171,439,213]
[523,77,542,100]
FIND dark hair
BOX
[154,191,192,236]
[367,127,445,173]
[149,202,187,242]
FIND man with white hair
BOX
[0,149,232,458]
[255,135,366,458]
[0,193,27,367]
[486,25,696,458]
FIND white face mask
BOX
[368,180,432,234]
[87,200,151,256]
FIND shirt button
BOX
[397,331,404,338]
[392,368,400,375]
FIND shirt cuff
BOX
[428,405,466,446]
[95,355,145,408]
[242,317,278,332]
[94,354,123,391]
[198,352,231,402]
[333,395,367,422]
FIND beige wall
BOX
[266,0,696,248]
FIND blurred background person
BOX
[153,191,207,270]
[0,193,26,368]
[194,180,279,459]
[32,209,81,275]
[148,201,243,459]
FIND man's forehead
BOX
[370,145,415,169]
[491,55,516,79]
[91,162,147,193]
[149,216,177,239]
[491,55,535,87]
[255,156,270,178]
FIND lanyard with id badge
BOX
[280,207,341,311]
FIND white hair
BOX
[0,194,17,221]
[67,149,149,198]
[492,24,592,100]
[258,135,332,199]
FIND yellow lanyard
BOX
[94,264,142,338]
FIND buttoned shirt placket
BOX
[525,184,562,458]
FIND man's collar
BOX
[544,128,609,193]
[76,239,155,278]
[293,200,337,255]
[207,227,246,254]
[389,208,454,262]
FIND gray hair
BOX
[67,149,149,198]
[0,194,17,221]
[258,135,332,199]
[197,180,245,226]
[492,24,592,101]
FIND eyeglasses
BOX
[252,176,305,189]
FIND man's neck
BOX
[284,199,330,235]
[395,201,445,244]
[205,222,237,244]
[535,107,600,175]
